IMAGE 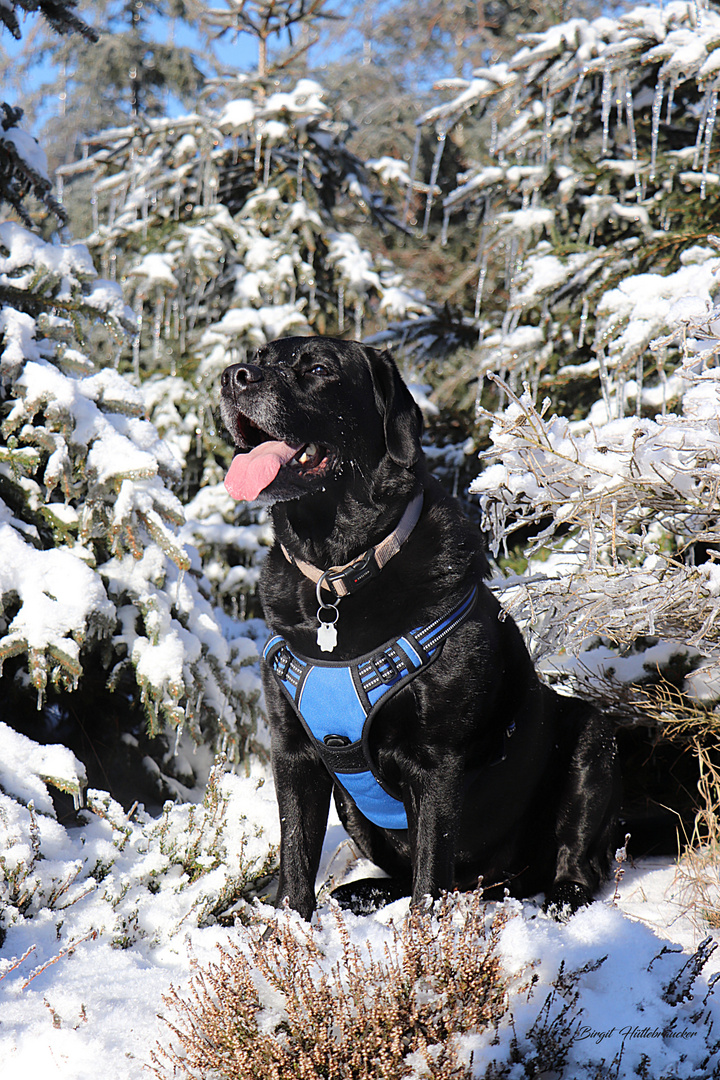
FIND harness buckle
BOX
[371,648,404,685]
[325,548,380,596]
[274,646,293,679]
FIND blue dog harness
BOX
[263,586,479,830]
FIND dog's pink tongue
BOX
[225,441,299,501]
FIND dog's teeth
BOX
[298,443,318,465]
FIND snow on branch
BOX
[474,365,720,711]
[0,223,260,753]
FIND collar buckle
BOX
[324,547,380,597]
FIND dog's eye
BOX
[307,364,329,376]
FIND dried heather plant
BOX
[149,889,513,1080]
[675,739,720,929]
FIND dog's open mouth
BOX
[224,414,330,501]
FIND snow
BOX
[5,3,720,1073]
[217,97,256,131]
[128,253,179,292]
[0,522,115,668]
[0,722,86,814]
[0,739,718,1080]
[0,127,49,180]
[0,222,96,293]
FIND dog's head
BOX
[220,336,423,503]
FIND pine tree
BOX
[54,0,425,618]
[0,1,96,225]
[390,0,720,737]
[15,0,209,175]
[0,1,263,802]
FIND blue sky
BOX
[0,4,295,132]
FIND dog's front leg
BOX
[270,704,333,921]
[405,751,464,906]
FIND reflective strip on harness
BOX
[264,586,478,830]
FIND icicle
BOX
[601,64,613,156]
[624,82,641,198]
[693,88,712,171]
[133,294,144,380]
[178,292,186,353]
[505,237,519,295]
[403,127,422,224]
[616,370,626,419]
[489,114,498,157]
[203,167,218,212]
[701,83,719,200]
[474,258,488,320]
[440,205,450,247]
[502,307,521,337]
[597,348,613,419]
[650,78,664,183]
[541,86,553,166]
[263,144,272,187]
[297,151,304,200]
[588,512,597,571]
[152,290,164,363]
[141,193,149,241]
[173,722,184,756]
[188,279,206,332]
[91,192,99,233]
[422,131,446,235]
[658,350,668,415]
[354,301,363,338]
[568,69,586,127]
[577,298,589,349]
[254,129,263,174]
[56,173,64,204]
[635,354,644,417]
[338,284,345,331]
[666,77,677,124]
[615,71,624,133]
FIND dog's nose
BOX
[221,363,264,391]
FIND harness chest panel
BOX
[264,587,478,830]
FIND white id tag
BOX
[317,621,338,652]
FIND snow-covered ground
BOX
[1,753,718,1080]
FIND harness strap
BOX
[264,586,479,830]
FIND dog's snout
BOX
[221,363,264,392]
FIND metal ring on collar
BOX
[316,571,341,611]
[316,603,339,625]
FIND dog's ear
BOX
[365,346,423,468]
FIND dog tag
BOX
[316,579,340,653]
[317,620,338,652]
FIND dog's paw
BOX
[543,881,593,922]
[330,877,409,915]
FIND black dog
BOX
[220,336,619,920]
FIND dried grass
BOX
[149,890,512,1080]
[675,738,720,930]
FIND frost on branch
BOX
[474,358,720,717]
